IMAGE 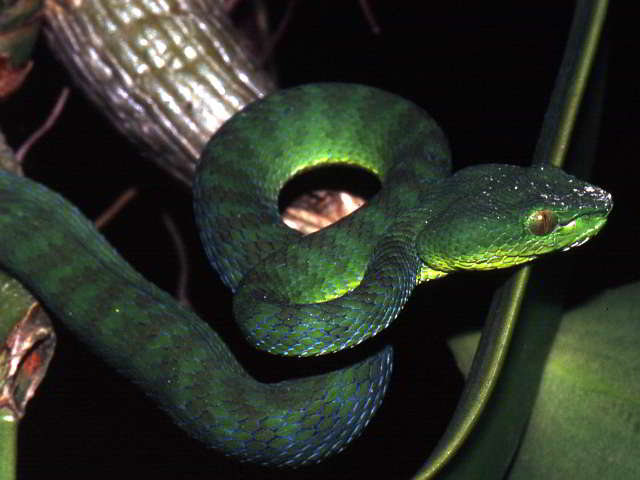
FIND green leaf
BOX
[450,281,640,479]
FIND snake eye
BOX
[529,209,558,236]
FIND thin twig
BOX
[15,88,70,163]
[258,0,298,66]
[358,0,381,34]
[94,187,138,230]
[161,214,191,306]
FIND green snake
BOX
[0,83,612,466]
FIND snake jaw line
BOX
[562,237,589,252]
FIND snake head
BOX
[416,164,613,274]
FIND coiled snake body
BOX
[0,84,611,466]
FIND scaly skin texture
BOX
[44,0,274,184]
[0,83,611,466]
[196,84,612,357]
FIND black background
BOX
[1,2,637,479]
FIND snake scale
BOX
[0,83,612,466]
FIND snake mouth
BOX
[561,234,592,251]
[558,209,610,252]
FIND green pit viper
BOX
[0,83,612,466]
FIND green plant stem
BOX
[0,416,17,480]
[0,130,19,480]
[412,0,609,478]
